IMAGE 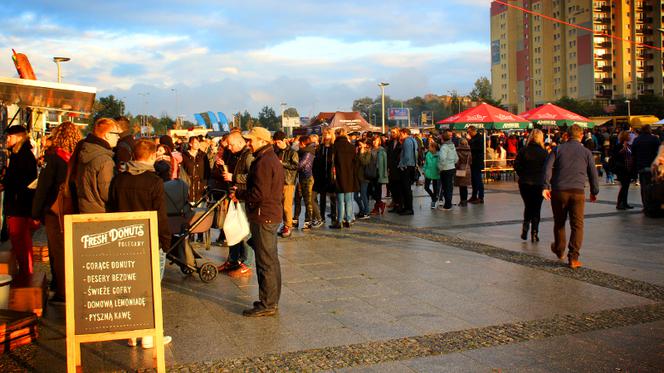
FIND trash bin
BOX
[0,274,12,309]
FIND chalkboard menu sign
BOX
[65,211,165,373]
[72,217,154,334]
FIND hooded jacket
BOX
[1,139,37,217]
[108,161,171,250]
[73,135,115,214]
[297,144,316,180]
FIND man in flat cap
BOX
[234,127,284,317]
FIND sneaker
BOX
[280,226,292,238]
[228,263,252,277]
[141,335,172,349]
[311,220,324,228]
[292,219,299,228]
[358,214,371,220]
[430,202,436,209]
[329,222,342,229]
[301,222,312,231]
[217,260,234,272]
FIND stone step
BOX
[0,309,39,354]
[9,270,48,317]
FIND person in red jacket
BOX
[234,127,285,317]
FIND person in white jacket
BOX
[437,131,459,210]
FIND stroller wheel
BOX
[180,265,195,275]
[199,262,218,283]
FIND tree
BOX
[92,95,125,122]
[284,107,299,118]
[554,96,605,117]
[469,77,502,106]
[258,106,280,131]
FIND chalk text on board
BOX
[80,224,145,249]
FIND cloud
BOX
[0,1,492,118]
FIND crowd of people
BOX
[0,116,663,327]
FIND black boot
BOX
[520,222,529,240]
[531,219,540,242]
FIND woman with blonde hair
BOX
[32,121,82,302]
[514,129,548,242]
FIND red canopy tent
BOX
[436,102,531,130]
[519,103,593,128]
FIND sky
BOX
[0,0,491,120]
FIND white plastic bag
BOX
[223,201,250,246]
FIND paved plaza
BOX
[1,181,662,372]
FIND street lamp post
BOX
[53,57,70,83]
[280,102,288,136]
[378,82,389,133]
[138,92,150,133]
[171,88,179,125]
[625,99,631,117]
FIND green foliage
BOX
[615,94,664,118]
[469,77,502,107]
[553,96,605,117]
[258,106,280,131]
[88,94,126,133]
[92,95,125,122]
[284,107,299,118]
[352,95,453,127]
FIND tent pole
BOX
[483,129,486,170]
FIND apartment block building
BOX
[491,0,664,113]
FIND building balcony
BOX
[602,77,613,84]
[596,54,612,60]
[597,65,612,72]
[645,89,655,95]
[596,89,613,98]
[594,17,610,24]
[645,77,655,84]
[594,5,610,12]
[598,41,612,48]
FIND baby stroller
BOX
[165,188,227,282]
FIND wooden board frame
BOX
[64,211,165,373]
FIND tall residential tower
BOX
[491,0,664,113]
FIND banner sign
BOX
[388,108,409,121]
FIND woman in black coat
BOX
[32,122,82,301]
[331,128,358,228]
[181,136,210,203]
[514,129,548,242]
[611,131,634,210]
[1,125,38,279]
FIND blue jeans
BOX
[337,192,354,223]
[471,167,484,200]
[353,181,369,215]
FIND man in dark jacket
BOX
[385,128,402,212]
[0,125,37,278]
[631,125,661,206]
[273,131,298,237]
[467,126,485,204]
[313,128,337,224]
[108,139,171,252]
[331,128,357,228]
[543,125,599,269]
[107,139,172,348]
[113,116,134,172]
[235,127,284,317]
